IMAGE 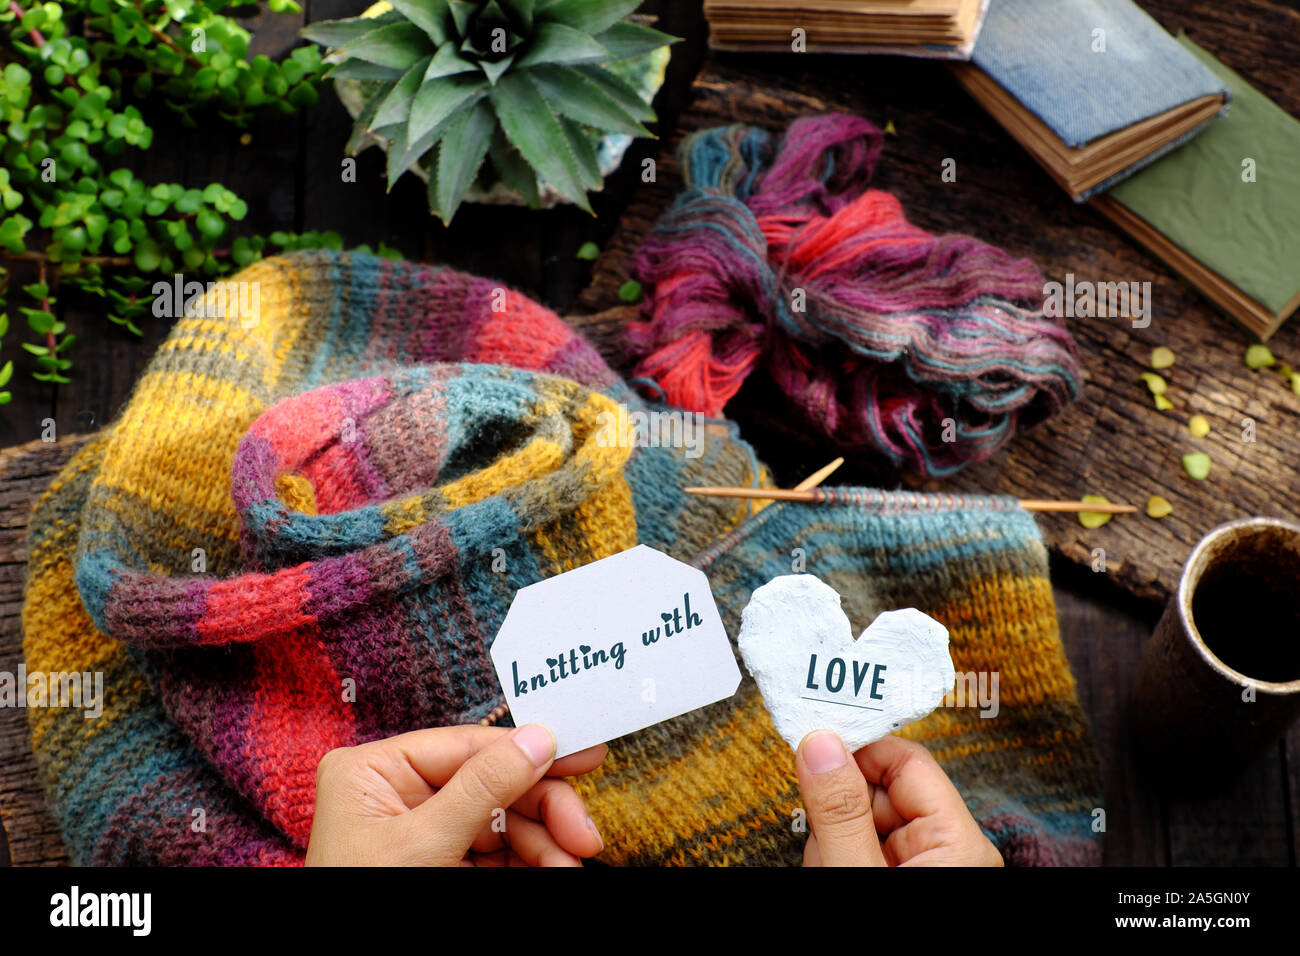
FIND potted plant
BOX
[303,0,674,222]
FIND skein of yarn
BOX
[625,114,1084,477]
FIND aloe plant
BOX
[303,0,675,222]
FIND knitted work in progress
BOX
[625,114,1084,477]
[23,250,1102,866]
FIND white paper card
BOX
[490,545,743,758]
[738,574,954,752]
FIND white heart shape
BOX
[737,574,954,752]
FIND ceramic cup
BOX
[1133,517,1300,771]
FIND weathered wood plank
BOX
[1052,569,1171,865]
[0,435,88,866]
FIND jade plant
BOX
[0,0,342,406]
[304,0,675,222]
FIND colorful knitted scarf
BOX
[22,250,1101,865]
[625,114,1084,477]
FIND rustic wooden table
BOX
[2,0,1298,866]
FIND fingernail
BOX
[802,731,848,774]
[512,724,555,767]
[586,816,604,852]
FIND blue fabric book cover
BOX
[968,0,1230,198]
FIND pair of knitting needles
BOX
[685,457,1137,515]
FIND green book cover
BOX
[1106,35,1300,316]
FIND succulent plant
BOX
[303,0,675,222]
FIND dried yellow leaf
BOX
[1078,494,1113,529]
[1146,495,1172,518]
[1140,372,1167,395]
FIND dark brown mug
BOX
[1133,517,1300,773]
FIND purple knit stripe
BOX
[302,549,382,627]
[412,270,478,363]
[548,333,622,391]
[230,432,280,513]
[980,811,1101,866]
[93,766,298,866]
[102,572,210,649]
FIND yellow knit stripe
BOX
[22,555,120,752]
[576,684,795,865]
[89,370,263,542]
[529,474,638,573]
[930,571,1079,709]
[275,474,318,514]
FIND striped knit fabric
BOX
[22,250,1102,865]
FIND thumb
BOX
[405,723,557,863]
[795,731,886,867]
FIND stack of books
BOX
[705,0,990,59]
[952,0,1230,201]
[1092,37,1300,341]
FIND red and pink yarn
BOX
[625,114,1083,477]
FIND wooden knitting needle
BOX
[792,456,844,491]
[683,485,1137,514]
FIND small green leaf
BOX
[1149,346,1175,369]
[1139,372,1166,395]
[576,241,598,260]
[25,309,56,333]
[1245,343,1275,370]
[1182,452,1211,481]
[134,238,162,272]
[618,279,642,303]
[0,360,12,388]
[196,209,224,239]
